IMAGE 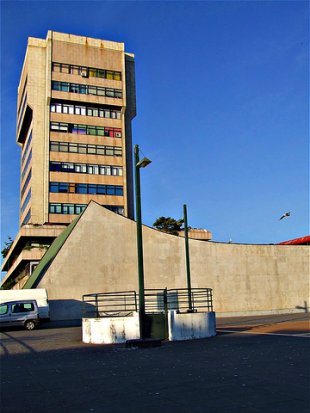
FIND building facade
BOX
[2,31,136,288]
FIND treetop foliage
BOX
[153,216,184,236]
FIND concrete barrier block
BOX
[168,311,216,341]
[82,312,140,344]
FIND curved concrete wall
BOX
[38,202,309,319]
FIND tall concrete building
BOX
[1,31,136,289]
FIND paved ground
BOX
[1,313,309,413]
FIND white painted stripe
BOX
[217,329,310,338]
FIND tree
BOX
[153,217,184,236]
[1,236,13,259]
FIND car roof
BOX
[1,300,38,305]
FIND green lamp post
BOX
[134,144,151,339]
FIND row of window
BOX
[50,161,123,176]
[52,81,122,99]
[50,141,122,157]
[52,62,122,81]
[21,189,31,213]
[21,149,32,180]
[50,182,123,196]
[50,122,122,138]
[49,203,124,215]
[21,169,31,197]
[50,102,121,119]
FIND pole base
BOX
[125,338,162,348]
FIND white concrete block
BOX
[168,311,216,341]
[82,312,140,344]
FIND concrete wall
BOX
[38,202,309,320]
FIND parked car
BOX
[0,288,49,321]
[0,300,40,330]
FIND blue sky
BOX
[1,0,309,251]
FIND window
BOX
[115,186,123,196]
[22,209,31,225]
[106,185,114,195]
[106,147,114,156]
[70,84,79,93]
[71,65,80,75]
[105,89,114,97]
[50,122,68,132]
[88,185,96,194]
[0,304,8,315]
[114,147,122,156]
[61,83,69,92]
[22,131,33,164]
[21,189,31,213]
[21,169,31,197]
[97,146,105,155]
[62,163,74,171]
[49,203,62,214]
[50,162,61,172]
[76,184,87,194]
[12,303,34,313]
[69,143,78,153]
[59,142,68,152]
[106,205,124,215]
[79,144,87,154]
[59,183,69,193]
[63,204,75,214]
[21,149,32,180]
[87,145,96,154]
[50,182,58,193]
[97,185,106,195]
[75,204,86,214]
[52,81,61,91]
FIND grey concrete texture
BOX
[1,315,309,413]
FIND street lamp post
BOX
[134,144,151,339]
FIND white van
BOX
[0,289,49,321]
[0,300,40,330]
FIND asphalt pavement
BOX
[1,313,309,413]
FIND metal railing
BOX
[82,291,137,318]
[82,288,213,318]
[145,289,167,314]
[167,288,213,313]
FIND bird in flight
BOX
[279,211,291,220]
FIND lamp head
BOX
[136,157,152,168]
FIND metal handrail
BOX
[82,291,137,318]
[167,288,213,313]
[82,288,213,318]
[144,288,167,314]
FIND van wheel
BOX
[24,320,36,331]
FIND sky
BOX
[0,0,309,253]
